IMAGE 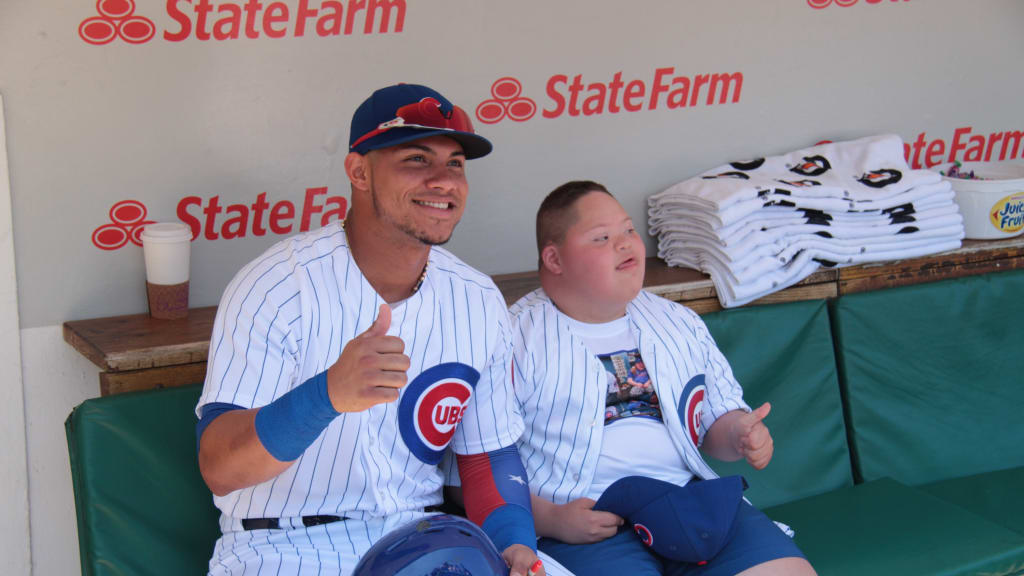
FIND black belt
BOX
[242,515,344,531]
[241,505,445,531]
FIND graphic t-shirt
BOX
[563,314,694,499]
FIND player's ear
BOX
[540,244,563,275]
[345,152,371,192]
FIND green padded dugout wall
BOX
[66,384,220,576]
[703,299,852,508]
[831,269,1024,486]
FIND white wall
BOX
[1,1,1022,574]
[0,95,31,575]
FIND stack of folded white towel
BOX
[648,135,965,308]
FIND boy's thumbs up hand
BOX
[733,402,774,470]
[327,304,410,413]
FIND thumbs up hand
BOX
[732,402,774,470]
[326,304,411,413]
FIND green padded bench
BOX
[66,384,218,576]
[704,298,852,508]
[815,270,1024,575]
[705,278,1024,576]
[65,271,1024,576]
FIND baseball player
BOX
[195,84,547,576]
[510,181,816,575]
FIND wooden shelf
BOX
[63,236,1024,395]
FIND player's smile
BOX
[367,135,469,246]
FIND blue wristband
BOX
[482,504,537,553]
[254,371,339,461]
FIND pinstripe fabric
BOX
[510,289,749,505]
[197,221,523,573]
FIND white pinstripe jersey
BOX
[197,221,523,534]
[509,288,749,505]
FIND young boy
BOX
[509,181,816,576]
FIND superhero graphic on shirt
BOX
[600,349,660,424]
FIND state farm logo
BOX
[92,200,156,249]
[79,0,406,44]
[79,0,156,44]
[808,0,909,8]
[475,78,537,125]
[91,187,347,250]
[478,67,743,124]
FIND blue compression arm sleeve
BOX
[457,445,537,552]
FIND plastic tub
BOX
[937,161,1024,240]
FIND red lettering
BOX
[317,1,344,35]
[213,3,241,40]
[176,196,202,240]
[623,80,645,112]
[668,76,690,109]
[203,195,222,240]
[909,131,927,169]
[582,83,606,116]
[244,0,262,38]
[164,0,192,41]
[221,204,249,239]
[301,187,327,231]
[649,67,674,110]
[707,72,743,105]
[543,75,567,118]
[345,0,365,34]
[568,75,585,117]
[925,138,945,167]
[294,0,317,36]
[194,0,215,40]
[434,405,450,425]
[321,196,347,225]
[446,406,460,425]
[984,132,1004,162]
[607,72,624,114]
[270,201,294,235]
[251,192,270,236]
[689,74,710,107]
[1001,131,1024,161]
[365,0,405,34]
[263,2,289,38]
[948,126,972,163]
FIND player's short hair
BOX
[536,181,612,258]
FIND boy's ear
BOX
[344,152,370,192]
[540,244,563,274]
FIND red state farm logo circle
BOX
[92,200,156,250]
[476,77,537,124]
[413,380,474,450]
[79,0,155,45]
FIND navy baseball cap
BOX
[593,475,747,563]
[349,84,493,159]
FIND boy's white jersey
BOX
[197,221,523,534]
[509,288,749,505]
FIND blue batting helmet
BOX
[352,514,509,576]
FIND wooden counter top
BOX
[63,235,1024,395]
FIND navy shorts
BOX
[537,502,805,576]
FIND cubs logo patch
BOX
[399,362,480,464]
[677,375,706,447]
[634,523,654,547]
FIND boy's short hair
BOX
[536,180,612,255]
